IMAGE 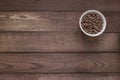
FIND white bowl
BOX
[79,10,107,37]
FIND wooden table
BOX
[0,0,119,79]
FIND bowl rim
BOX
[79,10,107,37]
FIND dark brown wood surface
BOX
[0,74,119,80]
[0,0,119,11]
[0,53,119,73]
[0,32,119,52]
[0,0,119,79]
[0,12,119,32]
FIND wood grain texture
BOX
[0,0,119,11]
[0,0,119,78]
[0,53,119,73]
[0,74,119,80]
[0,32,119,52]
[0,12,119,32]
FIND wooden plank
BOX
[0,32,119,52]
[0,53,119,73]
[0,74,119,80]
[0,0,119,11]
[0,12,119,32]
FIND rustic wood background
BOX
[0,0,119,80]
